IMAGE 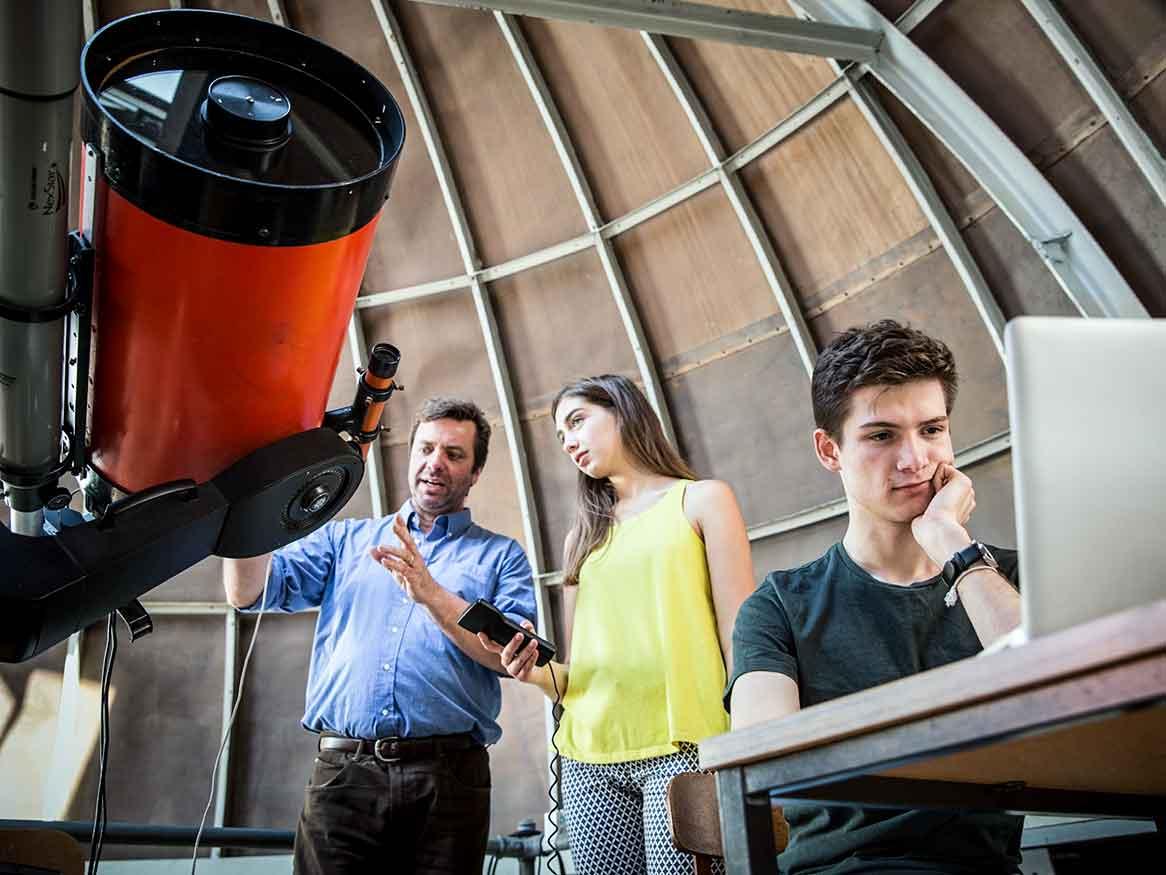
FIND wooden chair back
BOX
[0,828,85,874]
[666,772,789,874]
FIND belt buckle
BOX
[373,738,401,763]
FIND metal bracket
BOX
[1034,231,1073,265]
[116,599,154,642]
[64,230,96,476]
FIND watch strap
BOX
[942,541,999,607]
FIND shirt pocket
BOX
[416,562,494,650]
[437,561,493,603]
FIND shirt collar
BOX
[398,499,473,541]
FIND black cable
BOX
[545,663,567,875]
[87,613,117,874]
[86,624,106,869]
[96,615,117,868]
[89,617,110,870]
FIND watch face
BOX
[942,559,958,585]
[976,542,1000,569]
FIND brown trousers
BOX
[293,745,491,874]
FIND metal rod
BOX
[470,280,547,571]
[44,631,84,819]
[372,1,477,271]
[477,232,596,283]
[0,820,295,850]
[265,0,289,27]
[0,819,547,858]
[716,768,777,875]
[82,0,96,39]
[727,75,850,172]
[594,236,678,445]
[210,608,238,856]
[357,274,473,309]
[139,601,316,615]
[414,0,882,61]
[894,0,946,34]
[494,12,600,225]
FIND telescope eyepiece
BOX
[367,343,400,380]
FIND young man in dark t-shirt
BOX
[727,320,1024,874]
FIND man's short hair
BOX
[409,397,492,473]
[812,319,959,438]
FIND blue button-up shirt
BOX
[248,500,535,744]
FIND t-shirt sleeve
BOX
[723,573,799,712]
[246,521,338,613]
[990,545,1021,591]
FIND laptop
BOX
[1006,317,1166,641]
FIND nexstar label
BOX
[27,162,65,215]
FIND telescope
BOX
[0,4,407,662]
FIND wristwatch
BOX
[942,540,999,607]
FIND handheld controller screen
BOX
[457,599,556,666]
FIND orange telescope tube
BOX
[78,9,406,492]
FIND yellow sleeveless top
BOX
[557,480,729,763]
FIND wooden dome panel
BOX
[491,248,639,410]
[739,98,929,303]
[392,1,588,266]
[613,184,780,362]
[663,330,840,526]
[663,0,837,153]
[520,17,711,221]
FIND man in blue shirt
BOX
[224,396,536,874]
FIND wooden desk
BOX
[699,599,1166,874]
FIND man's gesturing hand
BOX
[370,515,440,605]
[910,462,976,564]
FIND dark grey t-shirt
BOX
[726,542,1023,875]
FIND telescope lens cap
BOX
[203,75,291,149]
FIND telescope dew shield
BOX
[79,10,405,493]
[0,0,83,529]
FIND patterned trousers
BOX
[561,743,725,875]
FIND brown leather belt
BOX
[318,732,479,763]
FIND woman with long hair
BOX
[479,374,754,874]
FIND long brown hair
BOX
[551,375,697,586]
